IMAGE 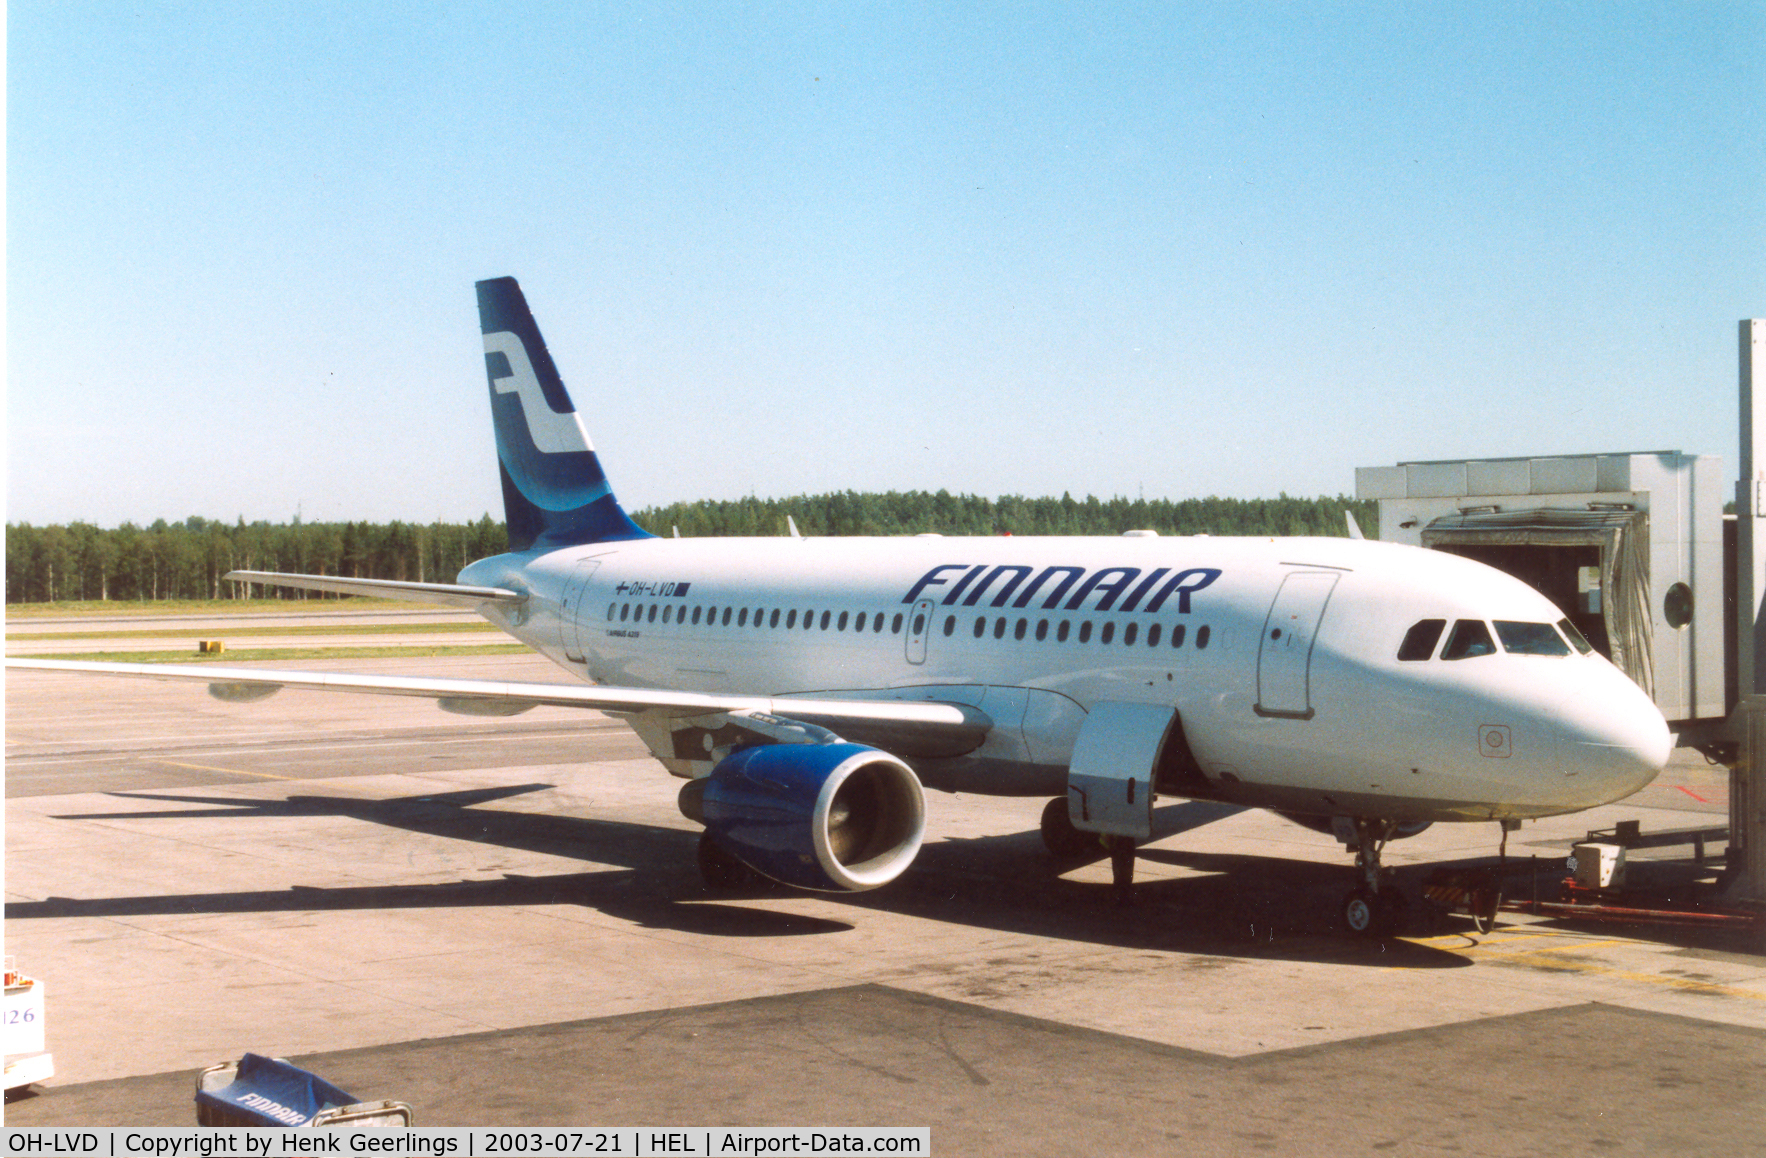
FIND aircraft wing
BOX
[4,658,992,755]
[224,570,526,609]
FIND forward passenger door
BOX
[1255,570,1340,719]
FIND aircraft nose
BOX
[1556,666,1673,802]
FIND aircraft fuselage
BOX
[462,531,1669,825]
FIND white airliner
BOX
[10,277,1673,934]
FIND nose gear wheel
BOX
[1341,818,1408,936]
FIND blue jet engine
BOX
[698,742,926,892]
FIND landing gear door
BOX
[1066,701,1176,840]
[559,559,602,663]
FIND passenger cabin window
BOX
[1397,619,1446,661]
[1441,619,1496,660]
[1558,618,1594,655]
[892,613,904,633]
[1495,621,1572,656]
[1196,625,1211,649]
[1171,624,1185,648]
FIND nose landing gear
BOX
[1342,818,1408,935]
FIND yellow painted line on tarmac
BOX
[1462,937,1633,958]
[150,759,289,781]
[1411,932,1766,1002]
[1404,930,1565,950]
[1491,954,1766,1001]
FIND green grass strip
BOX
[5,597,417,618]
[10,621,500,641]
[14,644,534,663]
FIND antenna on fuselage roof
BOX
[786,516,803,540]
[1345,510,1366,540]
[672,526,681,538]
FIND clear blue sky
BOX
[9,2,1762,527]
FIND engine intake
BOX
[699,742,926,892]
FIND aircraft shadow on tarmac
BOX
[22,785,1478,968]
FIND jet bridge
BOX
[1355,451,1725,725]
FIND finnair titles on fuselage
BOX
[9,277,1673,935]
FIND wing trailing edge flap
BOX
[223,570,526,608]
[5,659,992,755]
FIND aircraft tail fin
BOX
[475,277,652,550]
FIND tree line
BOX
[4,516,509,604]
[637,490,1375,540]
[5,492,1374,604]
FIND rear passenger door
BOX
[559,559,602,664]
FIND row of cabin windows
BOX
[951,614,1211,650]
[607,600,1212,651]
[610,601,904,634]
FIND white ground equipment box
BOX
[1357,452,1725,724]
[3,959,54,1091]
[1571,842,1629,890]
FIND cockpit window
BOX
[1441,619,1497,660]
[1494,621,1572,656]
[1557,618,1594,655]
[1397,619,1446,661]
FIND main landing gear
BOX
[1342,818,1408,936]
[1040,798,1137,905]
[1039,797,1097,859]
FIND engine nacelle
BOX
[699,742,926,892]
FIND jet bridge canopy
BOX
[1356,451,1723,723]
[1421,507,1653,698]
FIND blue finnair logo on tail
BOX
[484,331,599,456]
[477,276,651,549]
